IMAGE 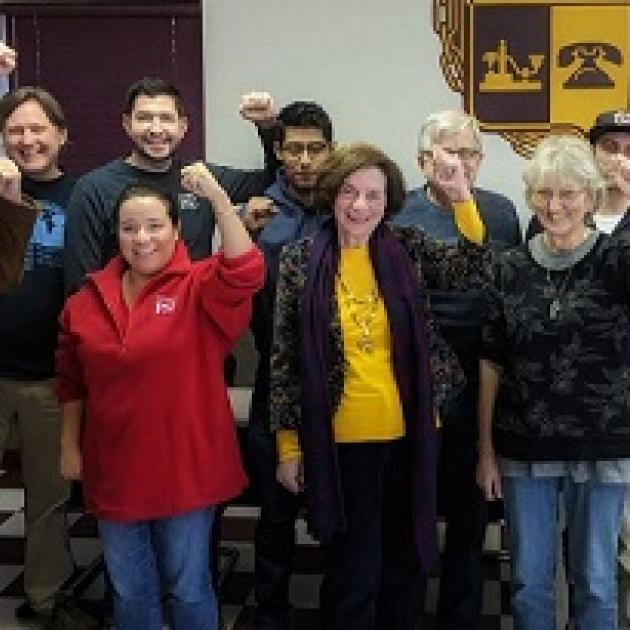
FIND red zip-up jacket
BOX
[56,241,264,521]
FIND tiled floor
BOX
[0,463,516,630]
[221,510,515,630]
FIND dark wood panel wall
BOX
[2,3,204,176]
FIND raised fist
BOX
[425,146,472,204]
[242,196,277,232]
[181,162,228,206]
[0,43,16,76]
[0,158,22,204]
[239,91,277,128]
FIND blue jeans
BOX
[98,507,217,630]
[503,475,625,630]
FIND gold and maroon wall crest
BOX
[433,0,630,156]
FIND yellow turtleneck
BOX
[277,198,482,461]
[277,246,404,462]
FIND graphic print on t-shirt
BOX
[23,200,65,272]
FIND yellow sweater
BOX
[277,199,483,462]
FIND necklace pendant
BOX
[357,337,375,354]
[549,298,561,320]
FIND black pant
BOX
[248,416,301,630]
[436,401,488,630]
[320,440,427,630]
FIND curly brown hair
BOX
[313,143,406,218]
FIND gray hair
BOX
[523,135,605,210]
[417,110,483,155]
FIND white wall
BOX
[203,0,528,223]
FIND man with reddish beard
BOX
[64,77,276,294]
[587,109,630,630]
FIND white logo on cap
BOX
[614,112,630,125]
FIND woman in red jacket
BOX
[56,163,264,630]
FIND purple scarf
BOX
[298,220,440,570]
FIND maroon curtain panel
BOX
[7,12,203,176]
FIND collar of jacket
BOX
[265,169,314,216]
[87,239,191,304]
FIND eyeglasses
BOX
[531,188,586,205]
[421,147,481,162]
[597,138,630,160]
[280,141,329,159]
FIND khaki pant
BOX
[0,379,73,610]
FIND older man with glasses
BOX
[391,110,521,629]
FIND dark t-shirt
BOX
[0,174,76,379]
[64,158,273,295]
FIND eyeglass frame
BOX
[278,140,331,159]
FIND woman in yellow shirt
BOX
[270,143,486,630]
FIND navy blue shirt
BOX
[391,185,521,413]
[394,186,521,247]
[64,158,274,295]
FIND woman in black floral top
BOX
[477,135,630,630]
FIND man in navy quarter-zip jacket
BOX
[247,100,334,630]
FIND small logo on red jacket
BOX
[155,296,177,315]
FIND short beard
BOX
[287,172,317,193]
[129,139,178,171]
[286,175,317,205]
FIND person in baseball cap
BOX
[588,108,630,234]
[589,109,630,144]
[591,108,630,628]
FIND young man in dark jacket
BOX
[247,100,334,630]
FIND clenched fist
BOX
[239,91,277,128]
[242,196,277,232]
[0,43,16,76]
[0,158,22,205]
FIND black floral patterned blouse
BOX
[483,231,630,461]
[269,224,489,432]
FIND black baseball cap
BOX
[589,110,630,145]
